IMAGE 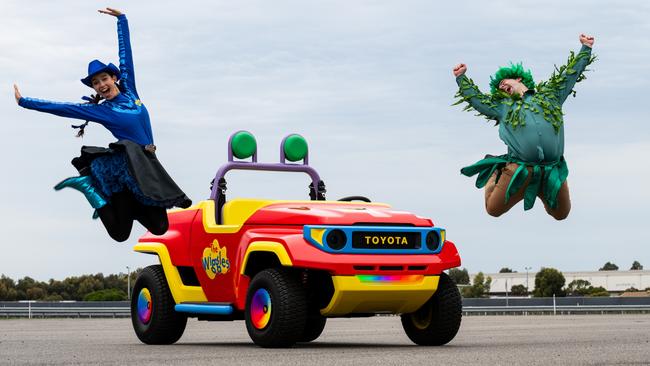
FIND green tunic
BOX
[454,45,595,209]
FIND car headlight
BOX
[425,230,440,251]
[326,229,347,250]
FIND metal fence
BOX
[0,301,130,319]
[1,297,649,318]
[463,305,650,315]
[463,297,650,307]
[462,296,650,315]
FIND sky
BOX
[0,0,648,281]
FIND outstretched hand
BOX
[580,33,595,48]
[13,84,22,104]
[98,7,123,17]
[453,63,467,77]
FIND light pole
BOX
[126,266,131,301]
[505,279,509,307]
[525,266,532,296]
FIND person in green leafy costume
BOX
[452,34,595,220]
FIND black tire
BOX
[400,273,462,346]
[299,310,327,343]
[131,265,187,345]
[245,268,307,348]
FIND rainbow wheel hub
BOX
[251,288,272,330]
[137,288,152,324]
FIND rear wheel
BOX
[299,310,327,343]
[245,268,307,348]
[400,273,462,346]
[131,265,187,345]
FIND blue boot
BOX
[54,176,108,210]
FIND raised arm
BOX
[452,64,502,121]
[550,34,596,104]
[99,8,138,97]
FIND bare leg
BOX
[538,181,571,220]
[484,163,532,217]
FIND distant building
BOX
[470,270,650,295]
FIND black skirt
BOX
[71,140,192,209]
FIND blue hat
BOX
[80,60,121,87]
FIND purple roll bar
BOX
[209,132,325,222]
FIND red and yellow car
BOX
[131,131,462,348]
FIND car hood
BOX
[244,202,434,226]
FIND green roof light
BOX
[231,131,257,159]
[283,134,308,162]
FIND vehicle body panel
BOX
[138,198,460,314]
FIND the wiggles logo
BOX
[202,239,230,279]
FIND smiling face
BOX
[498,78,528,97]
[91,72,120,100]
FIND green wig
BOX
[489,63,535,94]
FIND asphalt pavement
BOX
[1,315,649,365]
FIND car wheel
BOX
[299,309,327,343]
[131,265,187,345]
[245,268,307,348]
[400,273,462,346]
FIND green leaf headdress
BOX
[489,63,535,94]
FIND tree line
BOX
[449,260,647,298]
[0,271,140,301]
[497,261,643,273]
[1,260,645,301]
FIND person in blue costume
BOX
[14,7,191,242]
[452,34,595,220]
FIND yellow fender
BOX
[240,241,293,275]
[133,242,207,304]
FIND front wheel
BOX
[131,265,187,345]
[245,268,307,348]
[400,273,462,346]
